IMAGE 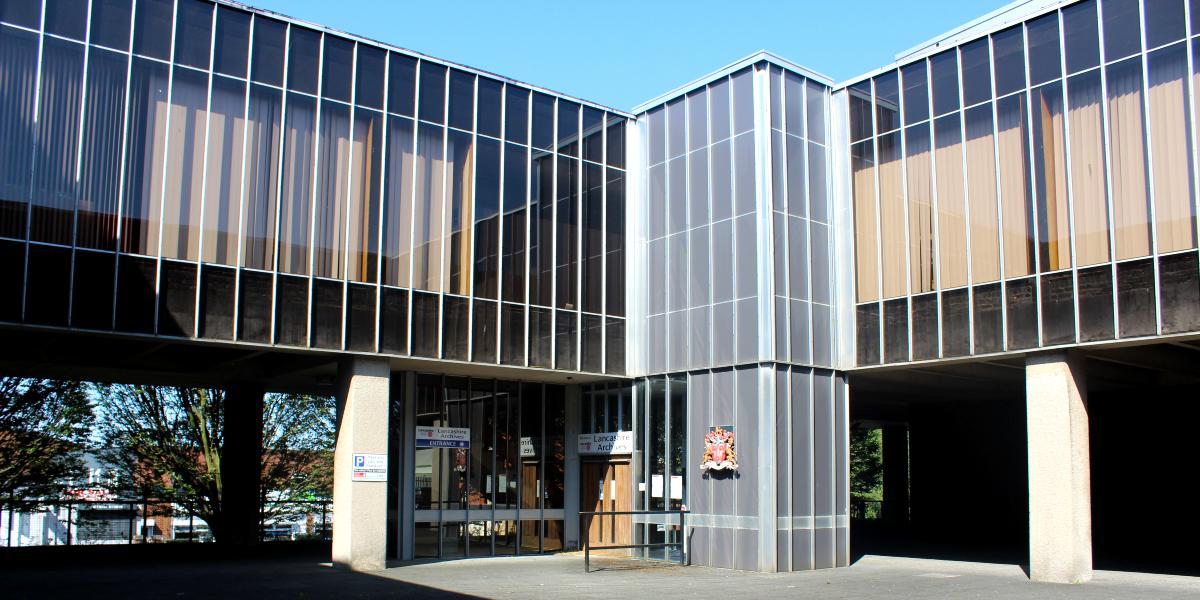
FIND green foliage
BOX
[0,378,93,508]
[94,385,335,542]
[850,425,883,502]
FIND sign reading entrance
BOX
[351,453,387,482]
[577,431,634,455]
[415,426,471,448]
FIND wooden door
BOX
[582,459,631,550]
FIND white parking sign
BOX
[351,453,387,482]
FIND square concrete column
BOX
[333,357,391,571]
[1026,351,1091,583]
[222,383,264,546]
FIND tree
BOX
[94,385,335,542]
[0,378,93,510]
[850,424,884,504]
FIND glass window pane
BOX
[446,130,474,295]
[531,92,554,150]
[1026,13,1061,86]
[1041,271,1076,344]
[355,45,386,110]
[0,0,40,27]
[174,0,213,70]
[242,84,282,270]
[45,0,87,40]
[201,76,247,266]
[556,156,578,308]
[960,39,992,106]
[279,92,316,275]
[1148,44,1197,252]
[347,108,383,282]
[133,0,172,60]
[501,143,527,301]
[1078,265,1115,340]
[1145,0,1186,49]
[996,93,1035,277]
[911,293,938,360]
[287,28,321,95]
[883,298,909,362]
[582,163,603,313]
[807,80,826,144]
[77,47,128,251]
[388,53,417,117]
[419,63,448,124]
[993,26,1026,97]
[474,137,501,298]
[505,86,528,144]
[313,102,351,279]
[322,37,354,103]
[121,58,170,256]
[448,69,475,131]
[1103,0,1142,61]
[965,105,1000,283]
[29,38,84,246]
[412,123,445,291]
[935,114,967,289]
[531,150,553,306]
[1066,71,1111,266]
[906,123,934,293]
[382,115,414,287]
[500,303,524,364]
[973,283,1003,353]
[213,6,249,78]
[161,67,209,261]
[878,132,906,297]
[852,141,878,302]
[874,70,900,133]
[606,168,625,316]
[558,100,580,157]
[930,50,959,116]
[1032,82,1069,272]
[250,17,285,87]
[477,78,502,138]
[1064,0,1101,74]
[1006,277,1038,349]
[90,0,131,51]
[1107,56,1152,259]
[848,83,872,142]
[582,106,603,163]
[901,61,929,125]
[1117,259,1156,336]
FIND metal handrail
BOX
[579,509,688,572]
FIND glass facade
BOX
[0,0,628,375]
[848,0,1200,365]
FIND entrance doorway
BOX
[581,459,632,550]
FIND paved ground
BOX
[2,547,1198,599]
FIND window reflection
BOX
[1148,44,1196,252]
[1106,57,1152,260]
[1032,83,1069,272]
[934,114,967,289]
[996,93,1035,277]
[1067,71,1110,266]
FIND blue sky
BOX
[248,0,1008,110]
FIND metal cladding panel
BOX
[734,366,759,518]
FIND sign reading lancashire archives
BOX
[415,426,471,448]
[577,431,634,455]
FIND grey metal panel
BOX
[813,370,834,517]
[690,525,711,567]
[774,368,790,516]
[734,366,758,518]
[689,305,711,369]
[790,367,813,518]
[689,226,710,308]
[734,528,759,571]
[791,528,814,571]
[735,297,758,363]
[788,215,809,299]
[835,527,849,567]
[712,302,737,366]
[734,213,758,298]
[711,369,736,516]
[810,222,831,305]
[647,313,666,374]
[713,527,734,569]
[668,310,687,372]
[813,303,832,367]
[777,529,790,572]
[774,297,790,363]
[790,299,812,364]
[648,237,666,315]
[712,218,735,303]
[814,528,835,569]
[834,373,849,518]
[667,232,686,312]
[688,371,712,516]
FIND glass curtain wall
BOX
[631,375,687,562]
[0,0,627,375]
[849,0,1200,364]
[412,375,566,558]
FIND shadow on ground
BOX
[0,542,481,600]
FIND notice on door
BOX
[577,431,634,455]
[351,453,387,482]
[415,426,471,448]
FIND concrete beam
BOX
[1025,351,1091,584]
[333,357,391,571]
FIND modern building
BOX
[1,0,1198,583]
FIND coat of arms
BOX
[700,425,737,472]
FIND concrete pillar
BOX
[881,424,909,526]
[222,383,264,546]
[333,357,391,571]
[1026,351,1091,583]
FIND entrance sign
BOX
[415,426,470,448]
[520,436,536,457]
[577,431,634,455]
[351,453,387,482]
